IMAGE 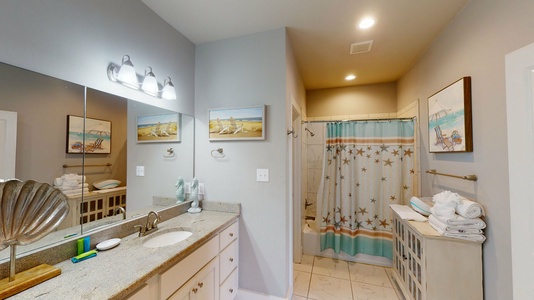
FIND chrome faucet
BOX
[134,211,161,237]
[115,207,126,220]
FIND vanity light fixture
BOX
[107,55,177,100]
[141,67,159,97]
[161,77,177,100]
[108,55,139,88]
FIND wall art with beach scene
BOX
[67,115,111,154]
[428,76,473,153]
[136,113,181,143]
[209,105,266,141]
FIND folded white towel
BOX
[61,187,89,197]
[429,222,486,242]
[54,183,88,191]
[390,204,428,222]
[429,215,483,234]
[456,197,485,219]
[433,213,486,229]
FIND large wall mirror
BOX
[0,62,195,261]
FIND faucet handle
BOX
[134,224,146,237]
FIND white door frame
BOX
[0,110,17,180]
[505,41,534,299]
[291,96,302,264]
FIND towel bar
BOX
[63,163,112,168]
[426,169,478,181]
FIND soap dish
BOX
[96,238,121,251]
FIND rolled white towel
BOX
[429,215,483,234]
[456,197,485,219]
[433,213,486,229]
[429,222,486,242]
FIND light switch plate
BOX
[257,169,269,182]
[136,166,145,176]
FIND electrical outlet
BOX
[136,166,145,176]
[257,169,269,182]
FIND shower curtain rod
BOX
[302,117,416,124]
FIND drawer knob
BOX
[229,288,234,293]
[229,257,234,262]
[229,233,234,237]
[192,288,198,293]
[198,282,204,288]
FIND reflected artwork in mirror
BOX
[0,62,195,263]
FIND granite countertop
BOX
[9,207,239,299]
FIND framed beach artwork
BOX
[136,113,181,143]
[209,105,266,141]
[67,115,112,154]
[428,77,473,153]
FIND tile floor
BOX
[293,255,405,300]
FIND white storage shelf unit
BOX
[58,188,126,229]
[391,207,483,300]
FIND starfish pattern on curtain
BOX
[319,120,415,259]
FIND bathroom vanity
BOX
[7,204,240,300]
[128,220,239,300]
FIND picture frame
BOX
[67,115,112,154]
[136,113,181,143]
[209,105,266,141]
[428,77,473,153]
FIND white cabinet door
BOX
[169,257,219,300]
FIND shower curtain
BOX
[319,119,415,260]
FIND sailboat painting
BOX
[428,77,472,153]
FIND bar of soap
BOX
[96,238,121,251]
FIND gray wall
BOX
[195,29,290,297]
[0,1,195,115]
[397,1,534,298]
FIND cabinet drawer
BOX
[160,237,219,299]
[220,240,238,281]
[220,268,238,300]
[220,221,238,250]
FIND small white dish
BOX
[96,238,121,251]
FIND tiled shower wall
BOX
[302,122,325,218]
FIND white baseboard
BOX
[236,288,289,300]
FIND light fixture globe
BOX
[141,66,159,96]
[116,55,139,88]
[162,77,176,100]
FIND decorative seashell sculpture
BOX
[0,179,69,296]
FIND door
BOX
[505,41,534,299]
[0,110,17,180]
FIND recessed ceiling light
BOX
[359,17,375,29]
[345,75,356,81]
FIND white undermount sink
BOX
[142,228,192,248]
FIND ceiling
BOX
[141,0,468,90]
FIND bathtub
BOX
[302,219,392,267]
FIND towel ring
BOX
[163,148,175,158]
[211,148,225,158]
